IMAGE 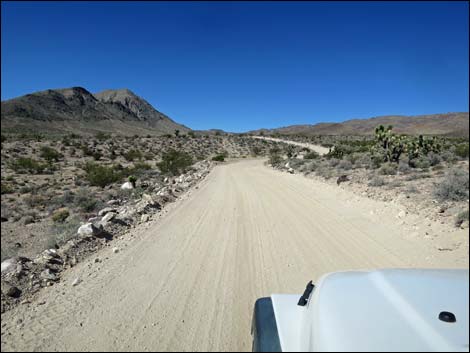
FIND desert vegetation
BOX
[0,132,284,262]
[265,126,469,230]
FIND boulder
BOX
[101,212,116,223]
[337,175,349,185]
[1,258,17,274]
[77,223,102,237]
[141,214,150,223]
[98,208,117,217]
[121,181,134,190]
[2,283,21,298]
[40,269,58,281]
[288,168,294,174]
[107,199,120,206]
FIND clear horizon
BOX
[2,1,469,132]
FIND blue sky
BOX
[1,1,468,132]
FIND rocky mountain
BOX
[1,87,190,136]
[251,112,469,138]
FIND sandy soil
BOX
[1,159,467,352]
[251,136,330,155]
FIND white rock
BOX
[72,278,81,286]
[288,168,294,174]
[397,210,406,219]
[1,258,17,273]
[98,208,117,217]
[77,223,101,237]
[112,247,120,254]
[141,214,150,223]
[101,212,115,223]
[121,181,134,190]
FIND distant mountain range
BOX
[249,113,469,138]
[2,87,468,138]
[1,87,190,136]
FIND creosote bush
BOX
[83,162,122,188]
[157,149,193,176]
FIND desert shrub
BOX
[398,161,411,174]
[123,149,143,161]
[368,176,386,187]
[52,208,70,223]
[440,150,458,163]
[304,151,320,160]
[47,215,82,249]
[303,161,319,173]
[269,147,282,166]
[378,162,397,175]
[354,153,372,168]
[1,183,13,194]
[9,158,47,174]
[83,162,122,188]
[81,145,94,157]
[24,193,48,208]
[405,173,431,181]
[409,156,430,169]
[329,158,340,167]
[144,152,154,160]
[74,189,101,212]
[406,185,419,194]
[316,165,334,179]
[157,149,193,176]
[427,152,442,166]
[454,143,469,159]
[337,160,353,170]
[40,146,62,162]
[387,180,403,188]
[434,169,469,201]
[212,154,225,162]
[288,158,305,169]
[250,146,262,156]
[455,209,469,227]
[95,132,111,141]
[92,151,103,161]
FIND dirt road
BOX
[2,159,467,352]
[251,136,330,155]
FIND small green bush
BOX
[40,146,62,162]
[212,154,225,162]
[9,158,47,174]
[409,156,430,169]
[123,149,143,161]
[1,183,14,194]
[52,208,70,223]
[304,151,320,159]
[378,162,397,175]
[83,162,122,188]
[455,143,469,159]
[157,149,193,176]
[455,209,469,227]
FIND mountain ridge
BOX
[1,87,190,136]
[249,112,469,138]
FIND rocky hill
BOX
[1,87,190,136]
[251,112,469,138]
